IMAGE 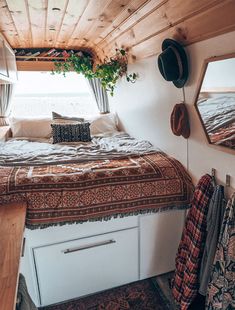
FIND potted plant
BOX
[53,49,137,96]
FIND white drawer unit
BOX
[21,211,185,307]
[33,227,139,306]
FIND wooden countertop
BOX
[0,203,27,310]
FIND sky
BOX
[15,71,91,95]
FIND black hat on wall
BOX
[158,39,188,88]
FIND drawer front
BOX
[25,216,138,247]
[34,228,138,306]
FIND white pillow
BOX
[89,113,119,135]
[52,112,85,123]
[9,117,52,138]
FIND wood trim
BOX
[0,202,27,310]
[205,52,235,63]
[201,88,235,94]
[16,56,68,60]
[17,61,56,71]
[194,60,211,144]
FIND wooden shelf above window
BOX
[16,60,57,71]
[15,48,91,71]
[15,56,67,61]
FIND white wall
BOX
[110,53,187,165]
[110,31,235,193]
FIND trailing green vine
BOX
[52,49,138,96]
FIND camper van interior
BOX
[0,1,234,310]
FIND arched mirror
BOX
[194,53,235,151]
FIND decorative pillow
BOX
[52,112,84,123]
[89,113,119,135]
[51,123,91,143]
[9,117,52,138]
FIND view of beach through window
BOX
[11,71,98,117]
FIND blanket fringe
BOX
[26,204,190,230]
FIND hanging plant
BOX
[52,49,138,96]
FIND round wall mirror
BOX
[194,53,235,151]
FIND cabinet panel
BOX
[140,210,184,279]
[5,44,17,81]
[0,38,8,78]
[34,228,138,306]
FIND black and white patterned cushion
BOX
[51,123,91,143]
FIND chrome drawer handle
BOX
[62,239,116,254]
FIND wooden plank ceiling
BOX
[0,0,235,62]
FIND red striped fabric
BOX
[172,174,214,310]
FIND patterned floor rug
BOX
[40,278,173,310]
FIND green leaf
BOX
[51,49,138,96]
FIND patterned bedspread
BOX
[0,151,193,229]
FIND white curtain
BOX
[0,84,14,126]
[88,78,110,113]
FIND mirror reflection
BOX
[195,55,235,150]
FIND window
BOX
[11,71,98,117]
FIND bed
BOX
[0,116,193,306]
[0,132,193,229]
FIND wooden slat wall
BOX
[27,0,47,48]
[0,0,235,61]
[5,0,33,47]
[131,0,235,60]
[93,0,150,45]
[55,0,89,48]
